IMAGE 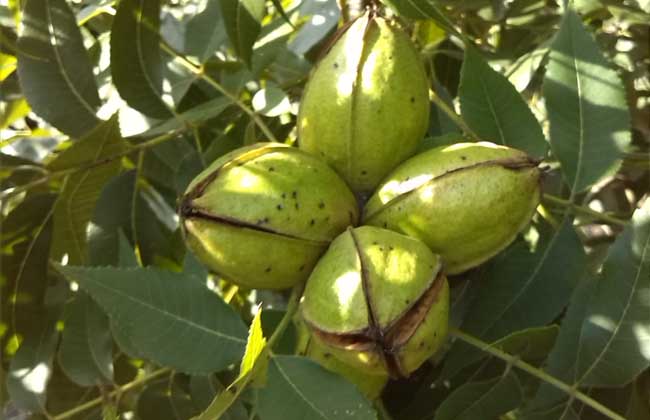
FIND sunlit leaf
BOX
[17,0,101,137]
[0,52,17,81]
[192,311,268,420]
[111,0,172,119]
[252,86,290,117]
[220,0,265,67]
[239,309,266,380]
[507,46,549,92]
[184,0,229,62]
[576,201,650,386]
[0,97,30,129]
[379,0,459,36]
[288,0,338,55]
[141,96,232,137]
[459,47,547,157]
[6,310,59,412]
[543,10,631,193]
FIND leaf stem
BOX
[428,89,481,141]
[267,283,303,349]
[158,42,277,143]
[543,194,629,226]
[52,368,170,420]
[449,328,626,420]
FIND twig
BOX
[52,368,170,420]
[0,129,182,201]
[428,90,481,141]
[543,194,629,226]
[158,42,277,143]
[449,328,626,420]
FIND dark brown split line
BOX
[310,228,446,378]
[364,155,541,220]
[180,202,328,245]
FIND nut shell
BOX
[301,226,449,377]
[363,141,541,274]
[298,14,430,194]
[294,315,388,399]
[180,143,359,289]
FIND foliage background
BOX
[0,0,649,419]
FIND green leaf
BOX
[434,371,523,420]
[257,356,377,420]
[111,0,172,119]
[428,82,462,137]
[183,250,208,280]
[420,134,470,152]
[6,310,59,412]
[189,375,248,419]
[252,85,291,117]
[288,0,338,55]
[58,292,113,386]
[379,0,459,36]
[137,378,198,420]
[44,362,102,417]
[442,220,586,379]
[524,275,596,419]
[543,9,631,193]
[141,137,198,193]
[239,309,266,380]
[88,171,139,266]
[260,309,297,355]
[459,47,547,157]
[1,194,55,308]
[270,0,295,29]
[109,233,142,358]
[56,265,248,374]
[142,96,232,137]
[184,0,229,62]
[526,203,650,417]
[492,325,559,364]
[117,230,139,268]
[220,0,265,67]
[0,151,43,190]
[0,97,29,129]
[193,313,269,420]
[87,170,180,268]
[16,0,101,137]
[576,200,650,386]
[507,46,549,92]
[49,115,128,265]
[446,326,559,379]
[625,375,650,420]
